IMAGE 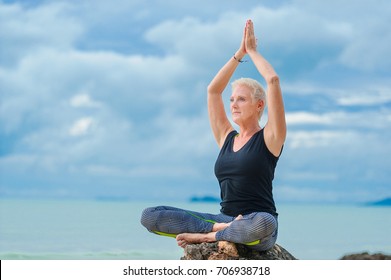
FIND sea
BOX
[0,199,390,260]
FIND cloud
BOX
[0,2,83,65]
[274,185,385,204]
[291,0,391,71]
[286,112,333,126]
[144,4,353,71]
[69,117,95,136]
[70,93,102,108]
[142,0,391,86]
[1,0,390,202]
[287,130,350,149]
[335,87,391,106]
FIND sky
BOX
[0,0,390,203]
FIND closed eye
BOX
[230,96,246,102]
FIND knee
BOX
[247,213,278,240]
[263,217,277,236]
[140,207,158,230]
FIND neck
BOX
[238,123,261,138]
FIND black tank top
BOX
[214,129,280,217]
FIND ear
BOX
[257,100,264,111]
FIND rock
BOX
[340,252,391,260]
[180,241,297,260]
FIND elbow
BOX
[266,74,279,86]
[207,84,213,94]
[280,127,287,144]
[278,117,287,140]
[207,84,220,96]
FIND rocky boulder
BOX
[340,252,391,260]
[181,241,297,260]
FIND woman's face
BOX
[230,85,262,125]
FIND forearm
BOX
[247,50,278,83]
[249,50,286,142]
[207,51,245,95]
[267,81,286,137]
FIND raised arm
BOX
[245,20,286,156]
[207,26,246,147]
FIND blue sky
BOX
[1,0,390,203]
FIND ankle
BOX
[205,232,217,242]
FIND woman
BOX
[141,19,286,251]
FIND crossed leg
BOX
[141,206,277,251]
[176,212,278,251]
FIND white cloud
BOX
[286,112,333,125]
[287,130,353,149]
[69,117,94,136]
[70,93,102,108]
[286,109,391,131]
[285,82,391,110]
[336,87,391,106]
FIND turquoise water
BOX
[0,199,390,260]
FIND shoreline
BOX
[1,250,390,260]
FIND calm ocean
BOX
[0,199,390,260]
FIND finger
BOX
[177,239,186,247]
[235,214,243,220]
[243,24,247,40]
[247,20,254,34]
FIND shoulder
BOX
[220,130,237,148]
[225,130,238,142]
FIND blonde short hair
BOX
[231,78,266,119]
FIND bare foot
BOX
[176,232,216,248]
[176,215,244,248]
[212,214,243,232]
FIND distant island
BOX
[94,196,131,202]
[190,195,220,203]
[365,197,391,207]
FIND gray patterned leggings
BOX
[140,205,278,251]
